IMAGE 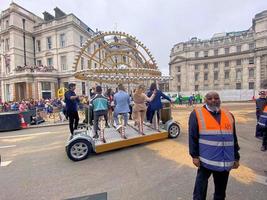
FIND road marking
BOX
[255,174,267,186]
[0,161,12,167]
[0,131,60,139]
[0,145,16,149]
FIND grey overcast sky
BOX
[1,0,267,75]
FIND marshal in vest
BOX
[195,107,235,171]
[258,105,267,128]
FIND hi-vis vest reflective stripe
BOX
[258,106,267,128]
[195,107,235,171]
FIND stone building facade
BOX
[0,2,96,101]
[169,10,267,93]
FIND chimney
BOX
[54,7,66,18]
[43,11,54,21]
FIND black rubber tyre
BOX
[66,139,92,161]
[168,123,180,138]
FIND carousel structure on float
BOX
[73,31,162,87]
[66,31,180,161]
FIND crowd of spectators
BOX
[0,98,64,113]
[15,65,57,73]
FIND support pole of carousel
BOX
[87,78,91,130]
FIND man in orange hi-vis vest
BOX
[189,91,240,200]
[255,91,266,139]
[257,97,267,151]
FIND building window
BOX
[41,82,51,99]
[249,57,254,64]
[236,83,241,90]
[195,85,199,91]
[60,33,65,48]
[123,56,126,63]
[204,72,208,81]
[80,35,83,47]
[249,82,254,89]
[236,59,241,66]
[177,75,180,82]
[47,36,52,50]
[60,56,67,70]
[224,70,230,79]
[82,82,86,95]
[47,57,53,66]
[195,52,199,58]
[195,73,199,81]
[5,55,10,73]
[214,71,218,80]
[204,51,208,57]
[37,60,42,66]
[225,48,229,54]
[214,62,218,69]
[81,57,84,70]
[5,38,9,51]
[204,64,208,70]
[177,85,181,92]
[249,43,254,50]
[42,82,51,90]
[177,66,181,72]
[5,84,10,101]
[236,45,241,52]
[214,49,218,56]
[249,68,254,78]
[94,63,97,68]
[194,64,199,71]
[36,40,41,52]
[64,82,69,89]
[236,69,242,80]
[225,61,229,67]
[5,20,9,29]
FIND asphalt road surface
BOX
[0,102,266,200]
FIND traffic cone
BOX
[19,113,28,128]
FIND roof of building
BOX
[1,2,95,35]
[255,10,267,19]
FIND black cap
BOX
[96,85,102,93]
[68,83,76,89]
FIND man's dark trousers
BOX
[256,115,263,138]
[193,166,229,200]
[256,124,264,138]
[261,127,267,147]
[68,111,79,135]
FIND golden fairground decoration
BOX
[73,31,161,83]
